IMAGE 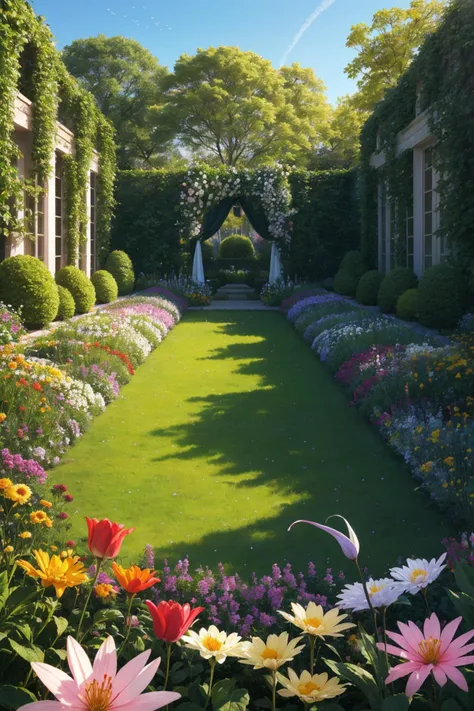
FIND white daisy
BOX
[181,625,244,664]
[390,553,446,594]
[239,632,305,670]
[278,669,346,703]
[279,602,354,638]
[337,578,403,611]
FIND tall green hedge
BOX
[111,167,360,279]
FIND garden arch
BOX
[177,165,294,284]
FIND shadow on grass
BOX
[148,312,452,574]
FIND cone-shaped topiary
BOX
[0,255,59,328]
[396,288,419,321]
[418,264,465,328]
[105,250,135,296]
[219,235,255,259]
[91,270,118,304]
[56,285,75,320]
[334,268,358,297]
[55,266,96,314]
[356,270,383,305]
[378,267,418,313]
[341,250,367,280]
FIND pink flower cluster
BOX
[115,304,176,332]
[1,447,47,484]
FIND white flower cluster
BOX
[313,319,389,361]
[59,377,106,414]
[178,165,293,247]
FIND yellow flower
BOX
[279,602,354,638]
[0,413,6,423]
[7,362,17,370]
[420,461,434,473]
[444,457,455,467]
[60,549,74,559]
[19,531,32,539]
[17,549,88,598]
[94,583,117,599]
[0,478,12,491]
[30,510,53,528]
[5,483,32,505]
[239,632,305,670]
[39,499,53,508]
[3,546,14,553]
[278,669,346,704]
[431,429,440,442]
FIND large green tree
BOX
[159,47,330,167]
[345,0,449,112]
[310,96,367,170]
[62,35,174,169]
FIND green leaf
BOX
[319,705,346,711]
[0,571,9,612]
[49,647,68,661]
[441,701,465,711]
[212,679,249,711]
[381,696,410,711]
[178,704,205,711]
[172,667,193,684]
[93,609,124,624]
[454,563,474,598]
[9,639,44,663]
[447,590,474,627]
[187,680,208,706]
[53,616,68,637]
[0,686,37,710]
[327,661,382,711]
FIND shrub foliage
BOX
[0,255,59,327]
[91,270,119,304]
[55,266,96,314]
[418,263,465,328]
[334,269,359,297]
[219,235,255,259]
[396,288,419,321]
[105,250,135,296]
[56,284,75,320]
[378,267,418,314]
[356,270,383,305]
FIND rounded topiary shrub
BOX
[396,288,419,321]
[378,267,418,313]
[91,270,118,304]
[105,250,135,296]
[334,269,358,297]
[0,255,59,328]
[341,250,367,280]
[356,270,383,305]
[56,285,75,321]
[219,235,255,260]
[55,266,96,314]
[418,263,465,328]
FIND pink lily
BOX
[377,612,474,697]
[19,635,180,711]
[288,515,360,560]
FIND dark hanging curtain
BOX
[199,195,273,242]
[238,195,272,241]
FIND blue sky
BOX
[31,0,412,104]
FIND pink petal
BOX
[386,630,422,658]
[15,703,67,711]
[440,665,468,692]
[114,691,181,711]
[93,636,117,682]
[432,666,447,687]
[386,661,422,684]
[67,636,92,687]
[376,643,409,659]
[444,628,474,650]
[113,658,160,706]
[423,614,441,641]
[405,665,432,697]
[440,618,462,652]
[443,654,474,666]
[442,643,474,661]
[112,650,151,701]
[31,663,78,705]
[288,518,359,560]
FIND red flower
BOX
[66,540,76,548]
[63,494,74,503]
[58,512,68,520]
[86,517,135,560]
[53,484,67,493]
[145,600,204,643]
[17,429,24,439]
[19,378,28,387]
[32,382,42,392]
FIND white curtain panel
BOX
[192,240,205,284]
[269,241,282,284]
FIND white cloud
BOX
[279,0,337,67]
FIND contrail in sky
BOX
[279,0,337,67]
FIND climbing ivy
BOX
[0,0,116,263]
[360,0,474,273]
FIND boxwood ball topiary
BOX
[219,235,255,260]
[56,285,75,320]
[334,268,359,297]
[396,288,419,321]
[0,255,59,328]
[55,266,96,314]
[356,270,383,305]
[341,250,367,280]
[378,267,418,313]
[105,250,135,295]
[91,270,118,304]
[418,263,465,328]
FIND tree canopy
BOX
[62,35,176,169]
[158,46,331,167]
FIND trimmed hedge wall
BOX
[111,168,360,279]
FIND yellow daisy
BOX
[17,549,88,598]
[5,483,32,505]
[278,669,346,703]
[279,602,354,638]
[239,632,305,670]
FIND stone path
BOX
[190,300,278,311]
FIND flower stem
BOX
[163,642,173,691]
[308,636,316,675]
[423,587,431,614]
[118,593,135,656]
[355,559,379,641]
[271,670,277,711]
[77,557,102,641]
[205,659,216,709]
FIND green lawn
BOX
[55,311,452,574]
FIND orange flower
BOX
[0,413,6,423]
[39,499,53,508]
[111,562,160,595]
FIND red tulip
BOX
[145,600,204,643]
[85,517,134,560]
